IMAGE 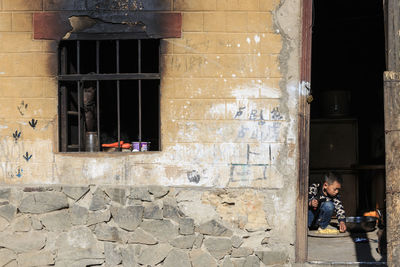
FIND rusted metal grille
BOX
[58,39,160,152]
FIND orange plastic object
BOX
[363,211,379,218]
[121,143,131,149]
[102,141,124,148]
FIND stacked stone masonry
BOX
[0,185,289,266]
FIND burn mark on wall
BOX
[187,170,201,184]
[89,0,144,10]
[12,131,21,143]
[29,119,38,129]
[34,11,182,40]
[64,15,147,39]
[23,152,32,162]
[17,101,28,116]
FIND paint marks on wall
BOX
[17,101,28,116]
[229,145,269,183]
[236,121,283,142]
[234,107,246,119]
[229,164,268,182]
[4,165,23,179]
[233,106,285,121]
[16,167,23,178]
[249,109,266,125]
[187,170,201,183]
[271,107,284,120]
[23,152,32,162]
[12,131,21,143]
[29,119,38,129]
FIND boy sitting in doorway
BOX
[308,172,347,234]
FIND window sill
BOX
[54,151,160,157]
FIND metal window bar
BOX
[138,40,142,144]
[60,39,160,152]
[77,40,81,152]
[58,73,160,81]
[96,41,101,151]
[60,46,68,152]
[116,40,121,150]
[158,42,161,151]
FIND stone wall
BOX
[0,185,290,266]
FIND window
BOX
[58,39,160,152]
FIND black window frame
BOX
[58,38,161,152]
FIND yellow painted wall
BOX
[0,0,301,189]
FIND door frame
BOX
[296,0,312,263]
[296,0,395,264]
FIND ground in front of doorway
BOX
[308,228,387,265]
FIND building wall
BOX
[0,0,302,265]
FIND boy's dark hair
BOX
[323,172,343,185]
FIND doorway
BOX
[306,0,386,263]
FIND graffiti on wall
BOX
[17,101,28,116]
[187,170,201,183]
[12,131,21,143]
[29,119,38,129]
[23,152,32,162]
[233,106,284,121]
[236,122,282,142]
[0,100,38,179]
[229,144,271,182]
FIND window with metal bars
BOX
[58,39,160,152]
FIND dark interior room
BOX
[308,0,387,263]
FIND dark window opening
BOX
[58,39,160,152]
